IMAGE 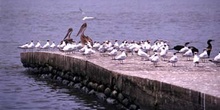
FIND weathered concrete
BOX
[20,51,220,110]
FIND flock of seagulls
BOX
[18,13,220,67]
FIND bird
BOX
[178,42,190,53]
[57,41,66,50]
[79,8,95,21]
[183,47,193,61]
[114,51,127,64]
[171,42,190,51]
[35,41,42,51]
[160,47,168,61]
[209,51,220,66]
[206,39,214,58]
[27,40,34,50]
[137,48,149,61]
[199,49,208,62]
[168,53,178,67]
[76,23,93,46]
[150,53,159,67]
[41,40,50,50]
[193,52,200,67]
[50,41,56,49]
[83,45,96,58]
[108,48,118,59]
[63,28,74,44]
[18,42,29,52]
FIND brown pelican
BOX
[63,28,74,44]
[76,23,93,46]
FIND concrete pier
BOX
[20,51,220,110]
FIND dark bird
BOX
[63,28,74,44]
[171,42,190,51]
[76,23,93,46]
[206,39,214,58]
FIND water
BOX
[0,0,220,109]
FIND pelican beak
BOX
[76,23,87,37]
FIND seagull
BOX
[193,52,200,67]
[199,49,208,62]
[83,45,96,58]
[114,51,127,64]
[209,51,220,66]
[41,40,50,50]
[27,40,34,50]
[50,41,56,49]
[150,53,159,67]
[137,48,149,61]
[183,47,193,61]
[79,8,95,21]
[108,48,118,59]
[57,41,66,50]
[18,42,29,51]
[35,41,42,51]
[178,42,190,53]
[160,47,168,61]
[168,53,178,67]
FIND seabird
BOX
[27,40,34,50]
[193,52,200,67]
[137,48,149,61]
[172,42,190,51]
[209,51,220,66]
[79,8,95,21]
[206,39,214,58]
[183,47,193,61]
[108,48,118,59]
[41,40,50,50]
[199,49,208,62]
[35,41,42,51]
[50,41,56,49]
[169,53,178,67]
[83,45,96,58]
[160,47,168,61]
[150,53,159,67]
[63,28,74,44]
[18,42,29,51]
[76,23,93,46]
[114,51,127,64]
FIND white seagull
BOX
[27,40,35,50]
[209,52,220,66]
[199,49,208,62]
[183,48,193,61]
[35,41,42,51]
[41,40,50,50]
[137,48,149,61]
[79,8,95,21]
[193,52,200,67]
[169,53,178,67]
[18,42,29,51]
[150,53,159,67]
[114,51,127,64]
[50,41,56,49]
[108,48,118,59]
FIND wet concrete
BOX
[20,51,220,110]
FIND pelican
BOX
[63,28,74,44]
[76,23,93,46]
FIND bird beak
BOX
[76,23,87,37]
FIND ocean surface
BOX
[0,0,220,109]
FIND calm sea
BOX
[0,0,220,109]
